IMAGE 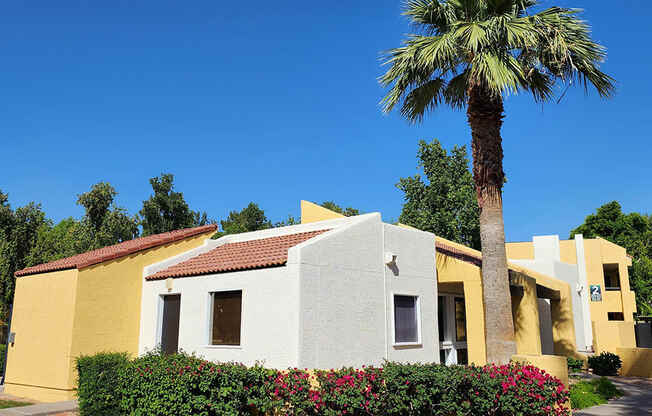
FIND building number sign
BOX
[590,285,602,302]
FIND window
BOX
[603,264,621,291]
[608,312,624,321]
[394,295,419,344]
[438,296,445,342]
[211,291,242,346]
[454,297,467,342]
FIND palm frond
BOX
[400,78,447,122]
[379,0,615,119]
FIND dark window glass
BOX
[608,312,624,321]
[212,291,242,346]
[454,297,467,342]
[457,348,468,365]
[438,296,445,342]
[440,349,447,364]
[603,264,621,290]
[394,295,419,343]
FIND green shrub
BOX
[567,357,584,373]
[570,377,622,409]
[118,351,274,416]
[588,352,622,376]
[76,352,129,416]
[76,351,570,416]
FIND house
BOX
[506,235,644,374]
[139,212,438,370]
[4,225,217,402]
[4,200,650,402]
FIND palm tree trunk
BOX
[467,85,516,365]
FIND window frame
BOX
[391,293,422,347]
[205,289,245,349]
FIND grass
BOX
[0,399,31,409]
[570,377,623,410]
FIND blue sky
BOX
[1,0,650,242]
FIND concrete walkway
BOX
[574,376,652,416]
[0,401,77,416]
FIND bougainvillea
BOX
[78,351,569,416]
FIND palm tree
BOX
[380,0,614,364]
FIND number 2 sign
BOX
[590,285,602,302]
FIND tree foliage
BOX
[213,203,272,239]
[398,139,481,249]
[140,174,210,236]
[320,201,360,217]
[570,201,652,315]
[0,199,50,316]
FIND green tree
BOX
[398,139,480,249]
[214,203,272,238]
[380,0,614,363]
[570,201,652,315]
[77,182,139,248]
[320,201,360,217]
[0,202,50,315]
[140,174,210,236]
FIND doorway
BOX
[438,294,468,365]
[160,294,181,354]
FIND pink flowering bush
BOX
[313,367,385,415]
[382,362,569,416]
[266,368,317,415]
[79,352,569,416]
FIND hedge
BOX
[77,351,570,416]
[587,352,622,376]
[76,352,130,416]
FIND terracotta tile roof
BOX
[146,229,329,280]
[15,224,218,277]
[435,240,482,267]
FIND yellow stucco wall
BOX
[583,238,637,323]
[504,242,534,260]
[512,354,570,388]
[510,273,542,356]
[4,269,79,401]
[5,231,214,402]
[558,241,577,265]
[617,348,652,378]
[300,200,345,224]
[435,245,488,365]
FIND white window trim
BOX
[391,292,422,347]
[156,292,181,349]
[204,288,245,349]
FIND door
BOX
[160,294,181,354]
[438,295,468,365]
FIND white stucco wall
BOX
[139,266,301,368]
[293,216,438,368]
[383,224,438,363]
